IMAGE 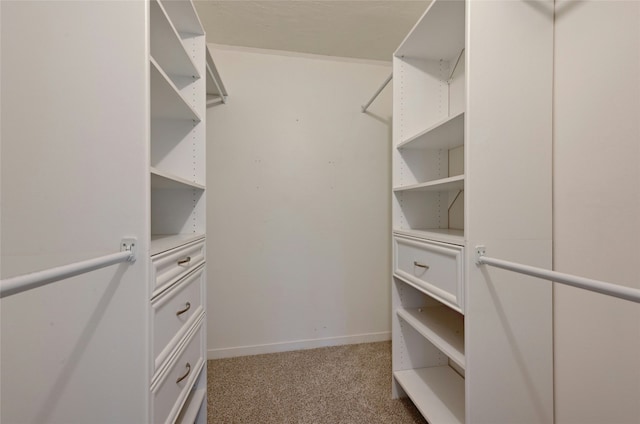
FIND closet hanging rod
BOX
[206,62,227,105]
[0,238,137,299]
[361,73,392,113]
[475,246,640,303]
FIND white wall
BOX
[205,46,392,358]
[554,1,640,423]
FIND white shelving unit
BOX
[1,1,217,422]
[150,0,207,255]
[149,1,209,422]
[391,1,554,423]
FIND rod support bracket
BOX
[121,238,137,262]
[475,245,486,265]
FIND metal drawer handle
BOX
[176,362,191,384]
[177,256,191,266]
[414,261,430,269]
[176,302,191,317]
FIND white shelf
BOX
[397,307,465,369]
[398,112,464,150]
[150,234,205,256]
[393,175,464,193]
[151,58,202,121]
[150,167,205,190]
[394,367,465,424]
[395,0,465,60]
[160,0,204,36]
[150,0,200,79]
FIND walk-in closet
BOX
[1,1,638,423]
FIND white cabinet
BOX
[391,1,554,423]
[149,1,208,421]
[0,1,216,422]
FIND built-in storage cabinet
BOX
[392,1,553,423]
[392,6,467,415]
[149,1,210,422]
[1,1,219,422]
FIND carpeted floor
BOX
[207,341,427,424]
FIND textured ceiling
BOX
[193,1,430,61]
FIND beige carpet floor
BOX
[207,341,427,424]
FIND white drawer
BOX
[393,235,464,312]
[151,264,205,375]
[151,317,205,424]
[152,238,205,296]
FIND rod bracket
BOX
[475,245,486,265]
[121,238,137,262]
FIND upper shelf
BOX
[159,0,204,36]
[395,0,465,60]
[151,57,202,121]
[206,47,228,105]
[150,0,200,79]
[393,175,464,193]
[398,112,464,150]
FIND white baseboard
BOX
[207,331,391,360]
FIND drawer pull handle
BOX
[176,302,191,316]
[414,261,430,269]
[176,362,191,384]
[177,256,191,266]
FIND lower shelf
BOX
[394,366,465,424]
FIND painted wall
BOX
[205,45,392,358]
[554,1,640,423]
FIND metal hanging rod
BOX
[361,73,392,113]
[206,62,227,105]
[475,246,640,303]
[0,238,137,299]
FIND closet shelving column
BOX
[148,1,208,423]
[391,1,466,423]
[150,0,206,252]
[391,1,554,423]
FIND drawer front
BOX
[152,317,205,424]
[393,235,464,312]
[152,238,205,296]
[152,265,205,374]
